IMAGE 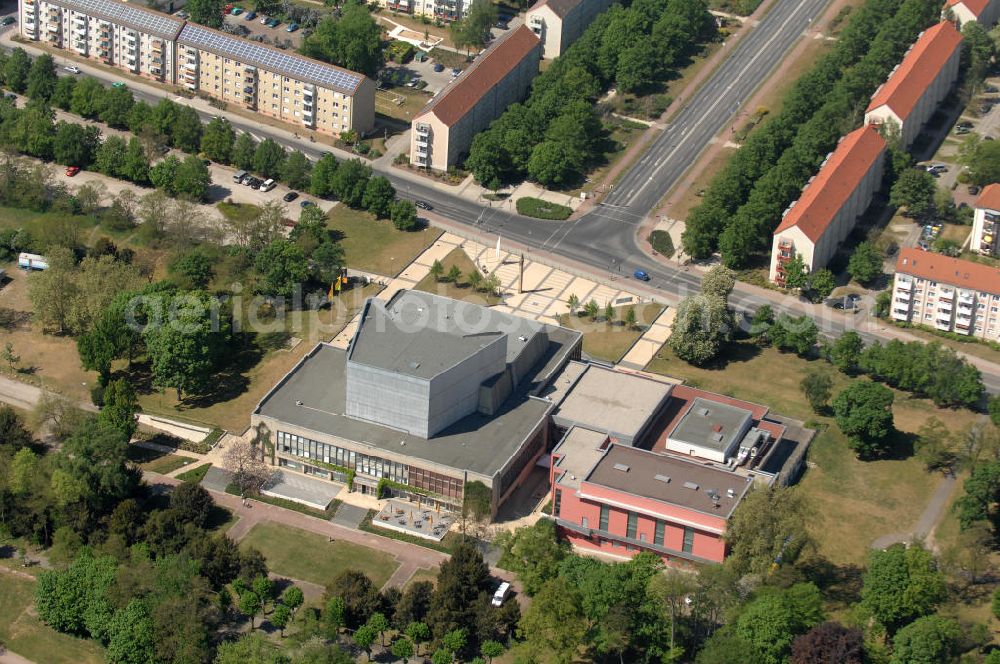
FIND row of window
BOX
[597,504,695,554]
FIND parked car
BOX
[233,169,248,183]
[286,22,299,32]
[415,200,432,210]
[283,191,299,202]
[112,81,126,89]
[925,164,947,174]
[259,15,269,23]
[231,7,243,14]
[224,3,233,12]
[266,18,280,27]
[65,166,81,177]
[175,10,189,17]
[986,85,999,93]
[245,11,256,19]
[258,178,277,192]
[969,185,981,195]
[1,16,16,25]
[451,68,461,77]
[496,20,508,29]
[300,200,315,208]
[633,269,650,281]
[958,121,974,129]
[491,582,511,607]
[433,62,444,72]
[63,65,81,74]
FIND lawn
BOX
[217,201,262,223]
[176,462,213,483]
[558,303,665,363]
[239,522,399,588]
[0,572,106,664]
[405,567,438,588]
[126,445,199,475]
[326,205,442,277]
[414,248,501,306]
[644,342,982,565]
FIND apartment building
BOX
[177,24,374,136]
[891,248,1000,342]
[864,21,963,149]
[410,25,540,171]
[943,0,1000,27]
[769,125,887,285]
[972,184,1000,257]
[21,0,182,83]
[378,0,466,21]
[525,0,615,59]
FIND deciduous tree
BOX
[861,544,946,633]
[833,381,895,458]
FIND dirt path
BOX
[870,473,959,551]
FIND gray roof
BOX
[552,363,673,443]
[49,0,183,38]
[585,445,753,517]
[178,23,365,94]
[255,343,561,477]
[669,397,752,454]
[348,291,547,380]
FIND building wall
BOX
[864,44,961,148]
[410,37,541,171]
[553,481,728,565]
[426,337,506,437]
[375,0,466,20]
[945,0,1000,27]
[768,147,885,284]
[527,0,615,59]
[890,272,1000,341]
[972,204,1000,256]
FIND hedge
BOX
[516,197,573,220]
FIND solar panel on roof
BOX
[54,0,182,37]
[178,23,362,93]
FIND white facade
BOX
[376,0,466,21]
[526,0,614,60]
[972,190,1000,256]
[943,0,1000,27]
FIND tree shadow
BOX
[698,341,763,370]
[880,428,918,461]
[0,307,32,331]
[798,556,865,611]
[183,343,262,409]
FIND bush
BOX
[648,230,674,257]
[516,197,572,220]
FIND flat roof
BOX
[348,291,547,380]
[584,445,752,517]
[255,343,559,477]
[669,397,752,454]
[552,364,673,442]
[178,23,366,94]
[50,0,184,38]
[553,427,609,490]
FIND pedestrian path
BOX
[618,307,676,369]
[136,413,210,443]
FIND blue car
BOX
[245,11,256,19]
[300,200,315,208]
[633,269,650,281]
[286,22,299,32]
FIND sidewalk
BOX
[618,306,675,369]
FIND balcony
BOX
[939,289,954,302]
[151,41,162,53]
[243,86,254,94]
[895,289,911,302]
[184,61,197,70]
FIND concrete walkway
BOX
[870,473,959,551]
[618,306,676,369]
[136,413,210,443]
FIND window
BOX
[654,520,664,546]
[599,505,609,531]
[682,527,694,554]
[626,512,637,539]
[581,517,588,528]
[553,489,561,517]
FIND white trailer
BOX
[17,252,48,271]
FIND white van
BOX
[259,178,276,192]
[491,581,511,607]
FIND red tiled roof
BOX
[896,247,1000,295]
[866,21,963,119]
[773,125,886,242]
[417,25,539,127]
[944,0,991,17]
[975,183,1000,211]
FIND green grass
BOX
[516,197,573,220]
[414,248,501,306]
[644,342,982,565]
[405,567,438,588]
[217,201,262,222]
[0,572,106,664]
[176,463,213,483]
[326,205,442,277]
[557,303,665,363]
[358,509,460,554]
[239,521,399,587]
[126,445,198,475]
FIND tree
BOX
[427,539,490,638]
[98,378,138,440]
[53,122,97,168]
[0,406,32,449]
[668,294,732,365]
[733,584,825,664]
[186,0,224,28]
[353,624,377,660]
[450,0,498,50]
[174,154,211,201]
[701,265,736,299]
[769,314,818,356]
[169,249,215,289]
[890,615,960,664]
[95,136,129,178]
[255,239,308,298]
[861,544,946,633]
[890,169,936,218]
[9,447,38,496]
[405,621,431,654]
[495,520,567,595]
[240,591,263,629]
[271,603,292,636]
[253,139,287,179]
[603,302,615,322]
[726,485,810,576]
[915,417,956,473]
[232,133,257,171]
[122,137,151,185]
[330,159,371,208]
[847,241,882,285]
[200,117,235,164]
[623,306,637,330]
[800,371,833,413]
[26,54,57,101]
[527,141,578,187]
[4,48,31,93]
[51,76,77,111]
[106,599,157,664]
[326,570,380,629]
[991,396,1000,427]
[833,381,895,458]
[584,299,599,319]
[27,246,77,334]
[791,622,864,664]
[1,342,19,373]
[566,293,580,315]
[301,2,384,77]
[170,481,214,528]
[283,586,304,613]
[223,438,272,496]
[430,260,444,282]
[963,21,995,88]
[149,155,180,194]
[518,577,588,664]
[391,637,415,663]
[99,86,135,129]
[808,269,836,300]
[363,176,396,219]
[480,640,504,663]
[281,150,313,191]
[829,330,863,373]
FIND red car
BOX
[65,166,81,177]
[223,3,233,12]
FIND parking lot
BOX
[213,7,306,50]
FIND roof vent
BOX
[613,463,630,472]
[409,361,420,370]
[654,474,671,484]
[295,400,303,406]
[712,424,723,433]
[712,433,724,443]
[683,481,699,490]
[727,488,736,498]
[697,407,710,417]
[518,335,527,342]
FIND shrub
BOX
[648,230,675,257]
[516,197,572,220]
